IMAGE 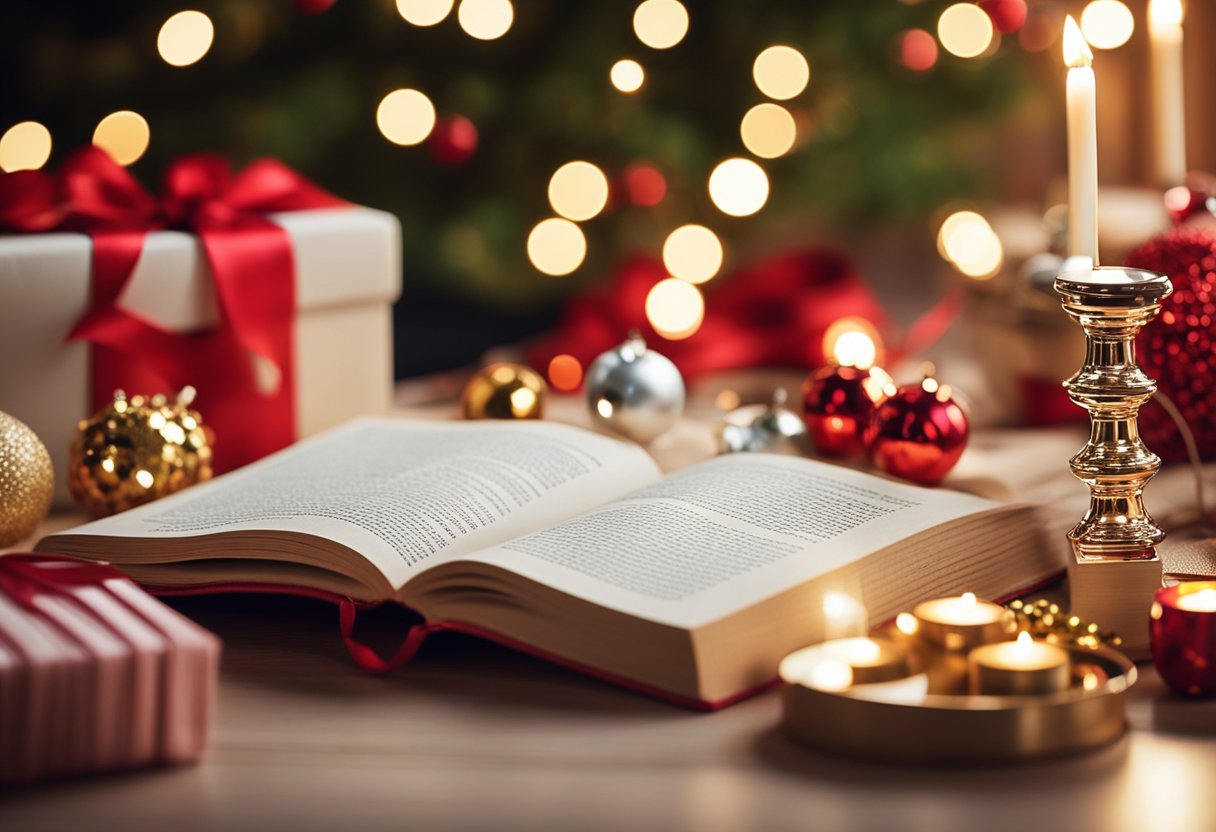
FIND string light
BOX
[548,354,584,391]
[740,103,796,159]
[937,3,994,59]
[623,163,666,207]
[610,59,646,93]
[752,45,810,100]
[157,10,214,67]
[632,0,689,50]
[708,158,769,217]
[396,0,454,26]
[92,111,150,166]
[662,225,723,285]
[645,278,705,340]
[376,89,436,146]
[938,210,1003,279]
[457,0,513,40]
[899,29,938,72]
[823,318,883,369]
[1080,1,1134,50]
[0,121,52,172]
[548,161,610,221]
[527,218,587,276]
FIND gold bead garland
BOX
[1006,598,1123,650]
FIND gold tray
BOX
[780,644,1136,764]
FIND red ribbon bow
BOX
[0,553,128,611]
[0,147,345,473]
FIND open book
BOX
[38,419,1068,708]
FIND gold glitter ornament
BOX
[460,363,548,420]
[1006,598,1123,650]
[68,387,213,518]
[0,411,54,546]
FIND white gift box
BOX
[0,206,402,506]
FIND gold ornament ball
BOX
[68,387,214,518]
[461,363,548,420]
[0,411,54,546]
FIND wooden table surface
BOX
[4,395,1216,832]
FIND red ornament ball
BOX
[801,364,893,458]
[428,115,479,166]
[978,0,1027,34]
[865,379,969,485]
[1126,226,1216,463]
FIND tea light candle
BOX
[911,592,1014,651]
[779,636,911,692]
[968,631,1071,696]
[1151,581,1216,697]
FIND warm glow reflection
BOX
[548,161,610,222]
[823,318,882,369]
[662,224,723,285]
[157,10,214,67]
[752,45,810,100]
[895,612,919,635]
[1081,1,1134,50]
[547,354,584,391]
[527,218,587,276]
[0,121,52,172]
[1177,586,1216,612]
[1149,0,1184,30]
[708,158,769,217]
[632,0,689,50]
[457,0,514,40]
[939,210,1003,279]
[740,103,796,159]
[92,111,150,166]
[396,0,454,26]
[1063,14,1094,67]
[610,59,646,93]
[376,88,436,146]
[937,3,994,59]
[806,659,853,692]
[645,278,705,339]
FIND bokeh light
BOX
[645,278,705,340]
[548,354,584,391]
[632,0,689,50]
[899,29,938,71]
[92,111,150,166]
[1080,1,1134,50]
[708,158,769,217]
[662,225,723,285]
[610,59,646,93]
[937,3,994,59]
[0,121,52,172]
[396,0,454,26]
[548,161,610,222]
[939,210,1003,279]
[752,45,810,100]
[157,10,214,67]
[527,218,587,276]
[823,317,883,369]
[740,103,796,159]
[457,0,513,40]
[376,89,436,146]
[624,163,667,207]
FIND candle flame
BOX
[1063,15,1094,68]
[1015,630,1034,648]
[1149,0,1183,28]
[960,591,977,607]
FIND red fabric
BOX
[528,250,889,382]
[0,147,345,473]
[1018,376,1085,426]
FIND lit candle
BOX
[1063,15,1098,264]
[1148,0,1186,188]
[779,636,911,691]
[911,592,1014,651]
[968,631,1071,696]
[1151,581,1216,696]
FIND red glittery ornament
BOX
[428,115,479,166]
[801,364,893,457]
[1126,226,1216,463]
[978,0,1027,34]
[865,377,969,485]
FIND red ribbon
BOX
[529,250,890,381]
[0,553,128,610]
[0,147,345,473]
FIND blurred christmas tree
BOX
[0,0,1056,373]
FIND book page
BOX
[52,419,661,590]
[461,453,1000,628]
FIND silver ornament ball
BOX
[586,332,685,444]
[717,389,811,455]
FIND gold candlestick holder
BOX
[1054,266,1174,656]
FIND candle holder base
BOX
[1067,548,1162,660]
